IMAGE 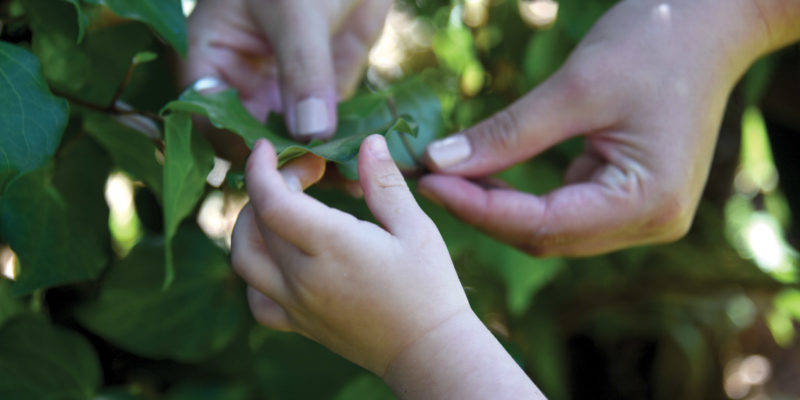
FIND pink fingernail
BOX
[294,97,330,138]
[426,135,471,170]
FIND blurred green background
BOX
[1,0,799,399]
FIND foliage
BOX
[0,0,798,399]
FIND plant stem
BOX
[107,60,137,111]
[54,90,163,121]
[386,96,424,169]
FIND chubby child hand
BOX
[231,135,471,376]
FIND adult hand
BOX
[419,0,795,256]
[182,0,392,159]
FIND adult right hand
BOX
[419,0,800,256]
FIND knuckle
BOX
[559,64,596,101]
[643,192,693,240]
[477,110,522,152]
[254,197,289,225]
[374,171,407,190]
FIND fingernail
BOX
[426,135,471,170]
[284,174,302,192]
[294,97,330,138]
[367,135,391,161]
[253,139,265,152]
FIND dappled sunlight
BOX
[519,0,559,28]
[745,214,788,271]
[0,245,18,281]
[206,157,232,188]
[463,0,489,28]
[197,190,248,250]
[724,355,772,399]
[726,106,798,282]
[181,0,197,17]
[735,108,779,195]
[105,172,142,257]
[368,6,434,85]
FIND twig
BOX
[53,90,165,151]
[113,107,163,122]
[54,90,163,122]
[107,61,137,111]
[0,15,25,26]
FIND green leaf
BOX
[163,85,426,177]
[162,112,214,288]
[165,384,250,400]
[254,331,363,399]
[0,137,111,295]
[61,0,89,42]
[0,42,69,191]
[333,375,396,400]
[84,113,163,198]
[23,0,87,43]
[28,11,156,106]
[767,289,800,347]
[163,89,297,150]
[0,315,102,400]
[94,388,146,400]
[132,51,158,65]
[84,0,187,55]
[310,118,417,163]
[0,281,23,328]
[383,78,446,169]
[75,226,247,362]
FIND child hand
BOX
[231,135,471,376]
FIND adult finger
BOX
[423,67,617,177]
[358,135,433,238]
[251,0,341,140]
[331,0,393,98]
[248,286,293,332]
[417,170,688,256]
[246,139,354,253]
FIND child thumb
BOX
[358,135,430,238]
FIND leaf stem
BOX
[107,59,138,111]
[386,96,424,169]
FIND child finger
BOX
[358,135,435,238]
[279,152,326,191]
[248,286,293,332]
[231,205,290,302]
[246,139,355,254]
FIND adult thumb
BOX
[423,76,590,177]
[252,0,340,141]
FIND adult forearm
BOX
[382,310,545,400]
